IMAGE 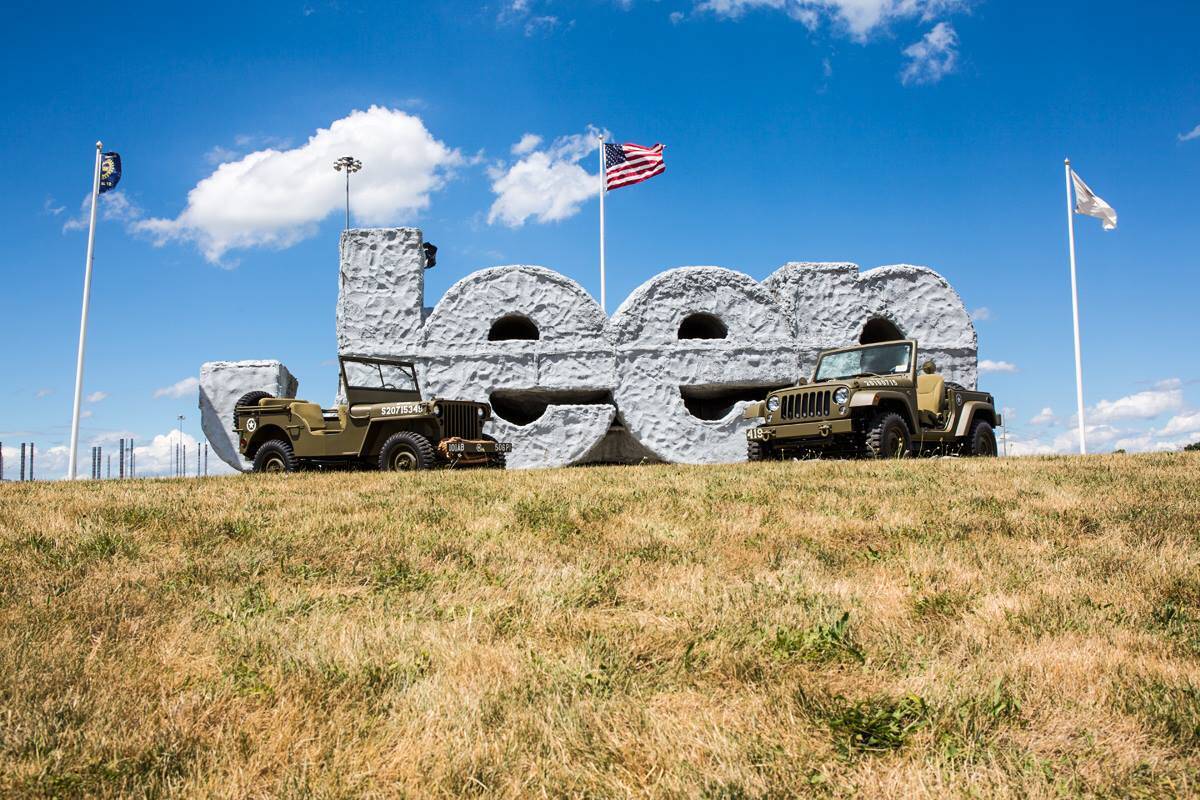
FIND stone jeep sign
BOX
[200,228,977,470]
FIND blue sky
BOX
[2,0,1198,476]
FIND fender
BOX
[955,401,997,437]
[849,390,918,431]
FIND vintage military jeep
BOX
[744,340,1000,460]
[233,356,511,472]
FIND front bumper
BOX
[438,437,512,461]
[746,418,854,442]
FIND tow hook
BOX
[819,423,832,437]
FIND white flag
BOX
[1071,170,1117,231]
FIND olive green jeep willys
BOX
[744,340,1000,460]
[233,356,511,473]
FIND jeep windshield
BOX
[814,343,913,382]
[343,359,418,392]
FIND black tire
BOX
[233,391,274,426]
[966,420,998,457]
[378,431,435,472]
[865,412,912,459]
[252,439,297,474]
[747,440,772,462]
[482,434,507,469]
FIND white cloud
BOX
[900,21,959,85]
[204,145,239,165]
[1030,407,1056,426]
[130,430,200,477]
[86,391,108,403]
[63,190,144,233]
[1004,433,1058,457]
[695,0,962,40]
[487,129,605,227]
[35,388,53,399]
[1089,379,1183,424]
[1157,409,1200,437]
[1,430,237,481]
[81,410,93,419]
[135,106,463,264]
[1111,432,1192,453]
[1,442,44,478]
[970,306,991,322]
[43,197,65,216]
[512,133,543,155]
[524,15,559,35]
[154,376,200,400]
[1052,423,1124,452]
[1179,124,1200,143]
[979,359,1018,374]
[670,10,686,23]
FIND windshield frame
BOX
[341,359,418,391]
[812,340,916,383]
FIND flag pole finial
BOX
[95,141,103,150]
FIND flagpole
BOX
[598,134,607,314]
[1064,158,1087,456]
[68,142,104,480]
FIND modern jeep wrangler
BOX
[744,340,1000,459]
[233,356,512,472]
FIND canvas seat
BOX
[289,401,326,432]
[916,371,945,429]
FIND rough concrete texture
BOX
[199,361,298,471]
[336,228,428,360]
[199,228,979,471]
[421,266,616,469]
[610,267,798,464]
[764,262,978,388]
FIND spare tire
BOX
[233,391,274,426]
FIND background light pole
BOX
[333,156,362,230]
[177,414,185,477]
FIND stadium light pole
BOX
[333,156,362,230]
[177,414,185,477]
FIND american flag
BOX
[604,142,665,191]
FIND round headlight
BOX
[833,387,849,405]
[767,396,780,413]
[478,406,486,418]
[432,403,441,416]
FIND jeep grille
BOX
[780,389,832,421]
[440,401,483,440]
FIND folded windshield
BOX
[815,343,913,382]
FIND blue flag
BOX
[99,152,121,194]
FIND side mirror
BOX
[795,377,809,386]
[422,242,437,269]
[922,359,937,374]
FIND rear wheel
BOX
[378,431,435,471]
[252,439,297,473]
[966,420,998,457]
[865,412,911,459]
[747,440,772,462]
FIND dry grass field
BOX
[2,454,1199,798]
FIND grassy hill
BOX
[2,454,1199,798]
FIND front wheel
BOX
[378,431,435,471]
[747,440,772,462]
[864,412,912,459]
[965,420,998,457]
[252,439,297,473]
